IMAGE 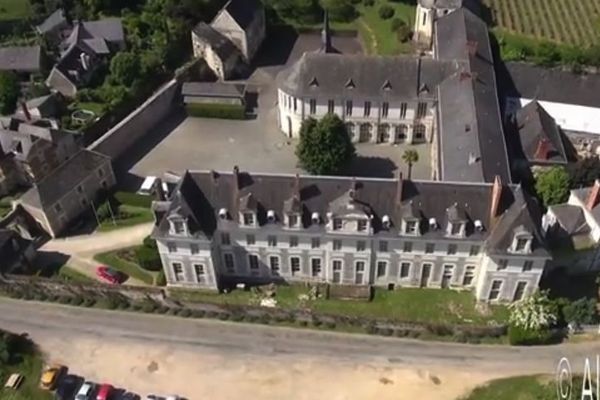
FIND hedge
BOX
[508,325,561,345]
[135,246,162,271]
[185,103,246,120]
[114,192,154,208]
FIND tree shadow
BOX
[342,156,397,178]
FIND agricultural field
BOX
[484,0,600,45]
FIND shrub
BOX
[185,103,246,120]
[157,306,170,314]
[379,327,393,336]
[378,5,395,19]
[96,200,119,222]
[231,313,244,322]
[135,246,162,271]
[396,24,412,43]
[508,325,559,345]
[425,323,453,336]
[82,298,96,307]
[298,320,308,327]
[325,321,336,330]
[192,309,206,318]
[390,17,405,32]
[58,295,71,304]
[205,310,217,318]
[141,301,157,313]
[365,322,377,335]
[218,313,230,320]
[143,236,158,250]
[166,308,177,315]
[114,192,153,208]
[156,271,166,287]
[312,317,322,327]
[363,0,374,5]
[259,313,271,324]
[179,309,192,318]
[70,296,84,306]
[560,297,598,326]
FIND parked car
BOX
[40,364,66,390]
[96,383,113,400]
[96,266,127,284]
[118,392,140,400]
[75,381,96,400]
[55,375,82,400]
[165,396,182,400]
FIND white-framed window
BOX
[333,218,343,230]
[413,124,426,141]
[223,253,235,273]
[311,237,320,249]
[345,100,353,116]
[441,264,454,288]
[463,265,476,286]
[246,234,255,245]
[173,221,185,234]
[379,240,388,252]
[268,235,277,247]
[403,242,412,253]
[497,259,508,270]
[356,240,366,252]
[332,259,342,283]
[243,212,255,226]
[194,264,205,283]
[469,245,480,256]
[382,102,389,118]
[289,236,298,248]
[309,99,316,114]
[447,244,457,255]
[400,262,411,278]
[331,239,341,251]
[376,261,387,278]
[248,254,259,271]
[488,280,503,301]
[287,214,299,228]
[416,102,427,118]
[357,219,368,232]
[364,101,371,117]
[221,232,230,245]
[172,262,184,282]
[290,256,301,275]
[405,220,418,235]
[190,244,199,255]
[515,237,530,252]
[269,256,280,275]
[167,242,177,253]
[328,99,334,113]
[425,243,435,254]
[311,258,322,277]
[523,260,533,272]
[400,102,408,118]
[355,261,365,284]
[513,281,527,301]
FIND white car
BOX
[75,382,96,400]
[137,176,169,196]
[166,396,182,400]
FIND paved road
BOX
[0,298,598,375]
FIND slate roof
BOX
[278,52,459,101]
[0,46,41,73]
[572,187,600,222]
[419,0,481,13]
[153,169,547,257]
[515,100,567,164]
[0,229,31,269]
[0,118,67,161]
[182,82,246,98]
[20,150,110,209]
[501,62,600,108]
[435,8,511,183]
[36,9,67,35]
[220,0,263,30]
[192,22,241,61]
[548,204,590,235]
[81,19,124,44]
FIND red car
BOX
[96,383,114,400]
[96,266,126,284]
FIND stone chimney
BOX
[154,178,166,201]
[489,175,503,227]
[534,138,551,161]
[586,180,600,210]
[20,102,31,121]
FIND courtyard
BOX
[127,32,432,182]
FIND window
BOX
[382,102,389,118]
[290,257,301,275]
[488,280,503,301]
[355,261,365,271]
[270,256,280,275]
[309,99,316,114]
[224,253,235,273]
[355,261,365,284]
[172,262,184,282]
[469,245,480,256]
[333,218,343,230]
[425,243,435,254]
[395,125,407,142]
[243,213,255,226]
[101,180,108,189]
[194,264,205,282]
[356,240,366,252]
[497,259,508,270]
[288,214,299,228]
[414,124,426,141]
[345,100,353,116]
[376,261,387,277]
[248,254,259,270]
[311,237,320,249]
[450,223,462,236]
[173,221,185,234]
[332,260,342,283]
[515,238,529,252]
[403,242,412,253]
[364,101,371,117]
[80,198,88,207]
[357,220,368,232]
[311,258,322,277]
[523,260,533,272]
[268,235,277,247]
[97,168,105,178]
[441,265,454,288]
[422,11,427,26]
[328,99,334,113]
[333,239,342,251]
[333,260,342,270]
[289,236,298,248]
[417,102,428,118]
[293,98,297,112]
[221,233,230,245]
[400,262,411,278]
[246,234,255,245]
[404,221,417,235]
[190,244,199,255]
[54,202,63,214]
[76,185,83,194]
[167,242,177,253]
[400,102,408,118]
[513,281,527,302]
[463,266,475,286]
[379,241,388,252]
[447,244,457,255]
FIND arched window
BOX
[359,123,372,142]
[378,124,390,143]
[394,124,407,143]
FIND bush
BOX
[218,312,230,321]
[70,296,84,306]
[58,295,71,304]
[363,0,374,5]
[560,297,598,326]
[312,317,322,327]
[141,301,157,313]
[179,309,192,318]
[378,5,395,19]
[508,325,560,345]
[379,327,393,336]
[192,309,205,318]
[96,200,119,223]
[155,271,166,287]
[143,236,158,250]
[114,192,153,208]
[185,103,246,120]
[390,17,405,32]
[425,323,453,337]
[82,298,96,307]
[135,246,162,271]
[157,306,170,314]
[259,313,271,324]
[396,24,412,42]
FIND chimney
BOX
[395,172,404,206]
[489,175,503,226]
[232,165,240,218]
[534,138,551,161]
[586,180,600,210]
[154,178,166,201]
[20,102,31,121]
[349,177,358,199]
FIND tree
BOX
[567,157,600,188]
[296,114,356,175]
[320,0,356,22]
[560,297,597,326]
[509,290,558,331]
[402,149,419,179]
[378,4,394,19]
[0,71,19,116]
[535,166,570,207]
[109,51,140,86]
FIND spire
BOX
[321,9,332,53]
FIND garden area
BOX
[460,375,586,400]
[94,192,154,232]
[0,0,31,21]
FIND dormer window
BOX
[449,222,462,236]
[267,210,276,223]
[382,215,391,229]
[311,212,320,225]
[357,219,368,232]
[510,226,533,254]
[404,220,418,235]
[218,208,228,220]
[173,221,185,234]
[333,218,342,230]
[243,212,255,226]
[287,214,299,228]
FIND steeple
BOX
[321,10,332,53]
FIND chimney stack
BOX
[232,165,240,219]
[20,102,31,121]
[153,178,166,201]
[534,138,551,161]
[586,180,600,210]
[489,175,503,227]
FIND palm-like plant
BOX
[402,149,419,179]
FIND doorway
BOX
[420,263,431,288]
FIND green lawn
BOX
[97,205,154,232]
[57,266,95,283]
[170,285,507,325]
[0,0,31,21]
[0,339,52,400]
[94,249,156,285]
[76,102,106,116]
[357,0,415,55]
[460,375,576,400]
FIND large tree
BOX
[296,114,356,175]
[320,0,356,22]
[567,157,600,188]
[0,72,19,116]
[534,166,570,207]
[109,51,140,86]
[402,149,419,179]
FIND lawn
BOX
[356,0,415,55]
[0,0,31,21]
[459,375,583,399]
[76,102,106,116]
[57,266,95,284]
[94,248,156,285]
[170,285,508,325]
[97,205,154,232]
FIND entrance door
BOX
[441,265,453,289]
[420,263,431,288]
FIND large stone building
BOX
[191,0,266,80]
[152,168,549,303]
[276,2,511,184]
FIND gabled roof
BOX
[182,82,245,98]
[515,100,567,164]
[0,46,41,73]
[218,0,263,30]
[548,204,590,235]
[36,9,68,35]
[192,22,241,61]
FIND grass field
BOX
[57,266,95,283]
[97,205,154,233]
[484,0,600,45]
[94,248,156,285]
[459,375,590,399]
[0,0,31,21]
